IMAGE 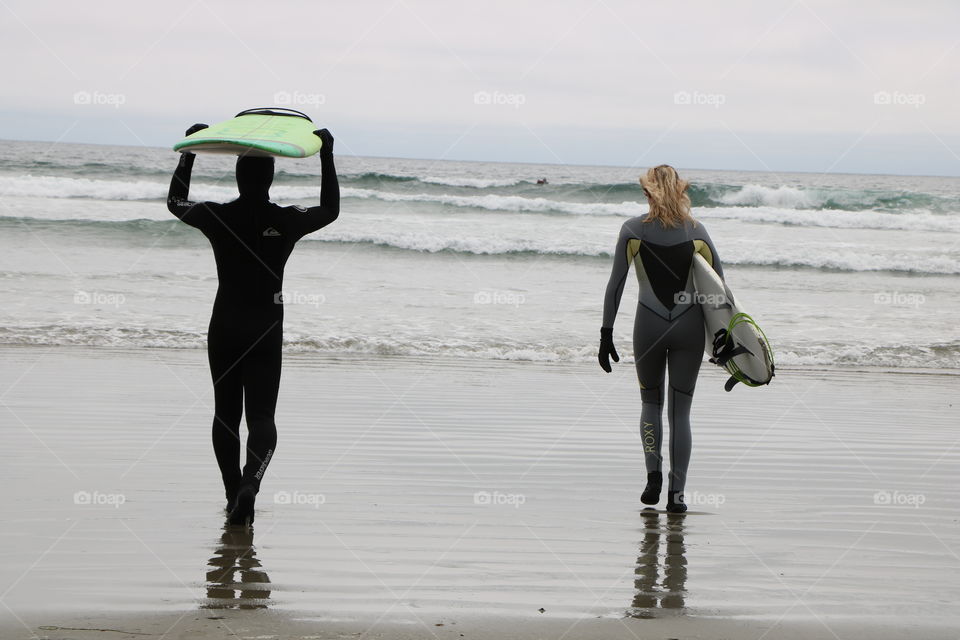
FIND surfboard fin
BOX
[712,344,752,367]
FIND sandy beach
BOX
[1,345,958,639]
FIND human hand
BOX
[313,129,334,156]
[598,327,619,373]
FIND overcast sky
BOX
[2,0,959,175]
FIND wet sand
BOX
[1,346,958,638]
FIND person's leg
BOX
[208,328,244,509]
[239,325,281,493]
[634,306,669,504]
[664,308,705,512]
[227,322,281,527]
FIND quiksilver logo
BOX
[262,227,281,237]
[254,449,274,480]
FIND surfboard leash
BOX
[711,312,775,391]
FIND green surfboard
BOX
[173,108,322,158]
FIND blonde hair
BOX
[640,164,694,228]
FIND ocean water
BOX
[2,140,959,371]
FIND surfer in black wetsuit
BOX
[167,123,339,527]
[598,165,723,513]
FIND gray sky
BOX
[2,0,959,174]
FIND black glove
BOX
[313,128,334,156]
[598,327,619,373]
[184,123,209,137]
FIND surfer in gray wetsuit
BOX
[598,165,723,513]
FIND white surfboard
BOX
[691,254,775,391]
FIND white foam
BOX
[717,184,818,209]
[0,174,320,203]
[339,187,642,216]
[300,226,960,274]
[0,174,642,216]
[2,326,957,370]
[717,244,960,274]
[775,342,960,371]
[0,174,170,201]
[2,174,954,236]
[697,206,957,233]
[421,176,522,188]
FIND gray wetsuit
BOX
[602,215,723,497]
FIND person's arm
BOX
[602,222,635,329]
[290,129,339,237]
[697,224,724,281]
[704,233,724,281]
[167,123,210,228]
[598,222,636,372]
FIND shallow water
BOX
[3,140,960,371]
[1,346,957,628]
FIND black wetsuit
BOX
[167,152,339,500]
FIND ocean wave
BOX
[340,188,959,231]
[341,171,529,188]
[306,229,960,274]
[774,341,960,371]
[349,178,960,216]
[695,206,957,232]
[339,186,641,216]
[4,172,958,231]
[0,175,644,216]
[421,175,522,188]
[1,215,956,274]
[5,170,958,217]
[0,174,160,200]
[338,176,960,214]
[0,174,238,202]
[712,184,816,208]
[338,171,417,184]
[689,182,957,213]
[2,326,957,371]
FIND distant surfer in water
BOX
[167,124,339,527]
[598,165,723,513]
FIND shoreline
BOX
[1,342,957,379]
[6,609,959,640]
[2,345,957,638]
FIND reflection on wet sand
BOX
[202,527,271,610]
[630,509,687,618]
